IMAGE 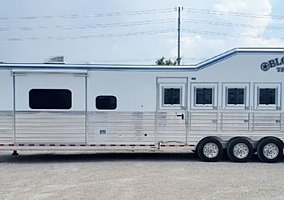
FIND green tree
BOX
[156,57,177,66]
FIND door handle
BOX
[177,114,184,120]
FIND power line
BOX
[183,29,284,40]
[0,8,175,21]
[184,8,284,20]
[183,19,284,30]
[1,18,283,32]
[5,28,280,43]
[0,29,176,42]
[1,6,283,61]
[1,18,282,33]
[0,19,175,32]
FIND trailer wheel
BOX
[197,137,223,162]
[227,138,253,162]
[257,137,283,163]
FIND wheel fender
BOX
[257,136,284,149]
[196,136,222,150]
[227,137,254,148]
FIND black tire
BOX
[257,137,283,163]
[197,137,223,162]
[227,138,253,162]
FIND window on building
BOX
[259,88,276,105]
[163,88,181,105]
[196,88,213,105]
[96,96,117,110]
[29,89,72,109]
[227,88,244,105]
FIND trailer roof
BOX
[1,48,284,71]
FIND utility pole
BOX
[177,6,183,66]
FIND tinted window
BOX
[196,88,212,105]
[227,88,244,105]
[259,88,276,105]
[96,96,117,110]
[29,89,72,109]
[164,88,181,105]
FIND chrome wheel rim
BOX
[263,143,279,160]
[233,143,249,159]
[203,142,219,158]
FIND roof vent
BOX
[45,56,65,64]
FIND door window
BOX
[158,78,187,110]
[163,88,181,105]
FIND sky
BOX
[0,0,284,65]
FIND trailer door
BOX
[157,78,188,144]
[13,70,87,145]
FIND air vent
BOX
[45,56,65,64]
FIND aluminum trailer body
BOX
[1,48,284,162]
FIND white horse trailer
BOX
[0,48,284,162]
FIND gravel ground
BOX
[0,152,284,200]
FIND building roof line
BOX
[0,47,283,70]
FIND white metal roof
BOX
[0,48,283,71]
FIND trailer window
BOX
[195,88,213,105]
[259,88,276,105]
[254,83,281,110]
[163,88,181,105]
[96,96,117,110]
[29,89,72,109]
[227,88,244,105]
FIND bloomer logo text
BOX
[261,57,284,72]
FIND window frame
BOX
[254,83,281,110]
[222,83,250,110]
[191,83,218,110]
[158,79,187,110]
[29,89,72,110]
